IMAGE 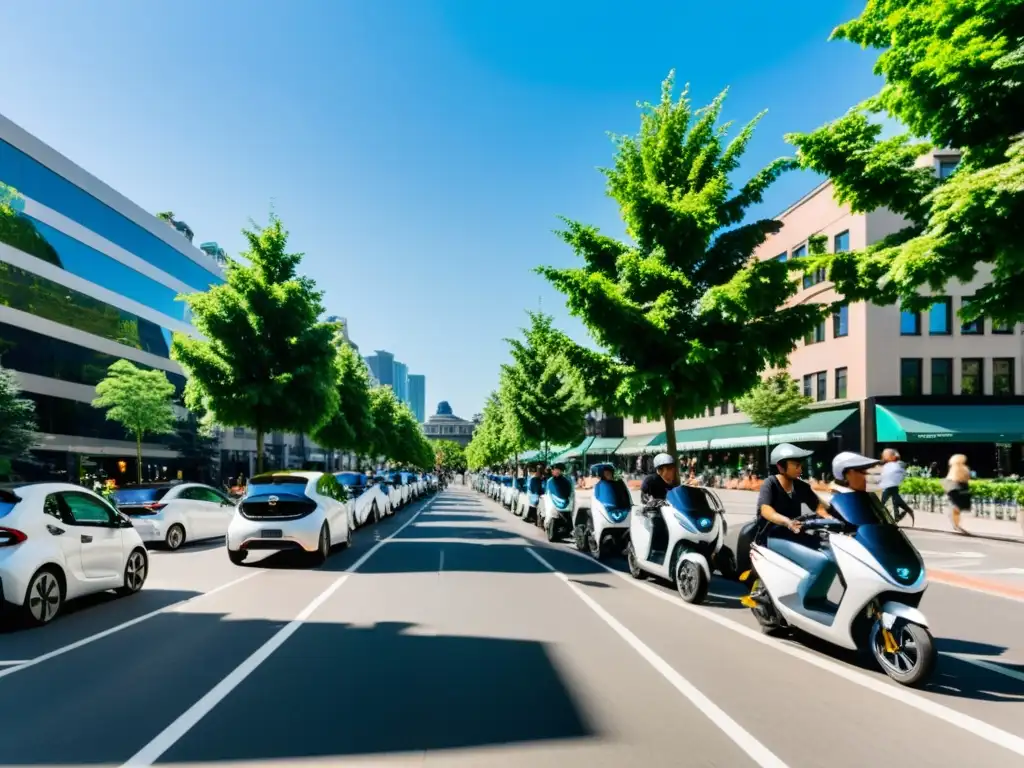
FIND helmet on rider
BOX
[769,443,813,478]
[652,453,675,469]
[831,452,879,491]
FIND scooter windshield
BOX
[829,491,896,527]
[594,479,631,510]
[546,475,573,509]
[829,492,922,586]
[514,478,527,492]
[665,486,716,533]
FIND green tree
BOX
[433,439,467,472]
[538,73,822,457]
[156,211,175,222]
[389,401,434,469]
[173,415,220,486]
[500,312,587,458]
[313,341,374,457]
[92,359,177,483]
[466,391,513,470]
[734,373,812,469]
[0,367,37,478]
[171,215,339,473]
[786,0,1024,323]
[367,385,402,465]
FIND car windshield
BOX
[113,487,171,505]
[829,491,896,527]
[247,475,309,497]
[0,488,20,519]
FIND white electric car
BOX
[335,472,391,526]
[0,482,148,626]
[226,471,353,566]
[113,482,236,550]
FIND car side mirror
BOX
[118,513,133,528]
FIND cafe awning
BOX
[613,433,662,455]
[559,436,596,460]
[876,404,1024,443]
[707,408,858,450]
[587,436,624,454]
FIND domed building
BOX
[422,401,478,447]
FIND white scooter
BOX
[740,491,935,687]
[575,464,634,560]
[627,485,725,604]
[538,474,578,542]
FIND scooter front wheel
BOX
[674,558,708,604]
[573,524,589,553]
[869,620,936,687]
[544,516,560,542]
[626,542,643,579]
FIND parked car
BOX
[387,471,411,506]
[0,482,148,626]
[112,482,236,550]
[400,471,422,500]
[335,472,391,526]
[375,473,405,511]
[226,471,353,566]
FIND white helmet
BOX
[769,443,814,467]
[652,452,676,469]
[832,451,879,479]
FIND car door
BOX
[199,487,235,537]
[41,493,86,585]
[58,491,124,581]
[172,486,207,539]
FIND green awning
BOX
[587,436,624,454]
[876,404,1024,443]
[707,408,858,450]
[518,450,539,462]
[613,433,661,455]
[560,436,596,460]
[648,427,713,452]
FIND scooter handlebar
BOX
[801,517,847,533]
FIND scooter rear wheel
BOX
[674,559,708,604]
[544,516,559,542]
[573,524,589,553]
[626,542,643,579]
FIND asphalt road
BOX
[1,485,1023,767]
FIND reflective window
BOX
[24,391,178,444]
[804,320,825,345]
[930,358,953,395]
[938,159,960,179]
[899,306,921,335]
[960,298,983,335]
[833,230,850,253]
[961,358,983,395]
[0,144,221,291]
[0,262,172,355]
[928,298,952,335]
[0,321,185,397]
[60,492,114,524]
[835,367,848,399]
[900,359,922,396]
[994,358,1014,396]
[992,320,1015,334]
[833,304,849,338]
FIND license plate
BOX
[261,529,283,538]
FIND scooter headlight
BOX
[603,507,630,524]
[697,517,712,531]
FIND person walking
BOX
[943,454,972,534]
[879,449,915,525]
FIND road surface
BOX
[1,486,1022,767]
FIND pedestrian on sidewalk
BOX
[943,454,972,535]
[879,449,915,525]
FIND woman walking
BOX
[943,454,972,534]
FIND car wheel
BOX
[117,548,149,596]
[345,520,353,548]
[23,567,64,626]
[311,524,331,565]
[165,523,186,551]
[371,501,379,524]
[228,549,248,565]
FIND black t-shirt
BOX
[756,475,821,541]
[640,473,679,503]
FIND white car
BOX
[334,472,391,526]
[113,482,236,550]
[0,482,148,626]
[226,472,353,566]
[386,471,411,507]
[401,472,422,499]
[376,474,404,511]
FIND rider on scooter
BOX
[829,451,881,496]
[641,453,680,506]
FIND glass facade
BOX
[0,321,186,397]
[24,391,177,445]
[0,140,221,291]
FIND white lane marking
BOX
[550,541,1024,758]
[474,492,1024,758]
[439,549,445,573]
[919,550,985,558]
[0,571,261,681]
[0,660,29,667]
[525,547,790,768]
[121,493,441,767]
[945,653,1024,684]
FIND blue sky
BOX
[1,0,879,419]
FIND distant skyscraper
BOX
[393,361,409,405]
[408,374,426,423]
[364,350,395,388]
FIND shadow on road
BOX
[148,537,226,554]
[394,524,522,541]
[414,513,500,524]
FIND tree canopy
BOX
[786,0,1024,322]
[313,340,374,456]
[365,385,434,470]
[92,359,177,483]
[538,72,823,456]
[734,373,812,466]
[432,439,467,472]
[171,214,339,473]
[466,391,514,470]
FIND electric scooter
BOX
[538,473,577,542]
[511,476,527,516]
[740,490,936,687]
[522,474,545,524]
[575,463,634,560]
[626,485,726,604]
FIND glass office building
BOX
[408,374,426,423]
[0,113,224,484]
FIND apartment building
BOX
[620,151,1024,477]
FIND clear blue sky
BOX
[2,0,878,419]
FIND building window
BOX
[930,358,953,395]
[900,358,923,396]
[792,244,807,260]
[960,299,983,335]
[961,358,984,395]
[994,358,1015,396]
[776,252,787,262]
[992,320,1015,335]
[833,230,850,253]
[835,367,848,400]
[23,392,178,445]
[793,243,826,289]
[938,159,960,179]
[928,297,952,335]
[804,320,825,345]
[900,306,921,336]
[804,371,827,402]
[803,374,812,399]
[833,304,849,338]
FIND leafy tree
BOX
[466,391,513,469]
[92,359,177,483]
[173,415,220,486]
[786,0,1024,323]
[734,373,812,468]
[367,385,402,464]
[433,439,467,472]
[156,211,175,222]
[313,342,374,456]
[390,401,434,469]
[171,214,339,473]
[0,367,37,476]
[500,312,587,458]
[538,73,822,457]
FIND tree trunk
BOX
[135,431,143,484]
[662,398,677,460]
[256,428,265,474]
[764,427,772,473]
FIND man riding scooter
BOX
[640,453,681,506]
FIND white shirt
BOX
[879,461,906,490]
